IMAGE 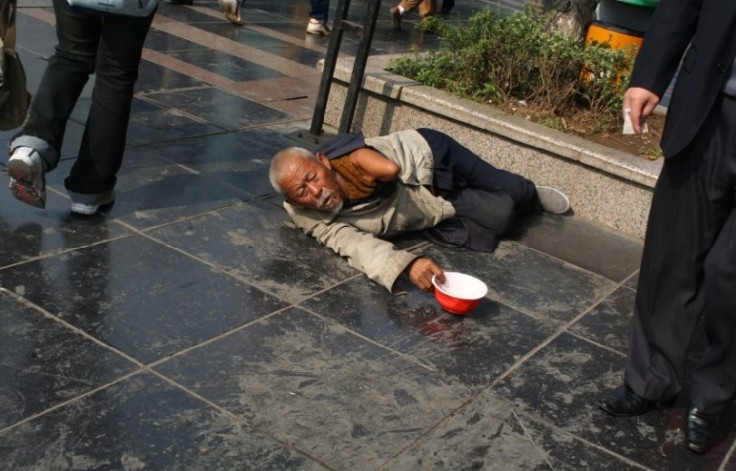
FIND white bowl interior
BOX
[432,272,488,300]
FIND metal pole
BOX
[309,0,351,136]
[338,0,382,134]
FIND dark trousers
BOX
[417,128,538,238]
[12,0,153,194]
[309,0,329,20]
[625,95,736,414]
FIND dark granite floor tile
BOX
[147,200,359,303]
[302,277,557,389]
[17,48,52,102]
[569,285,635,354]
[422,242,616,324]
[243,1,311,20]
[197,21,313,50]
[16,15,56,61]
[491,332,735,469]
[58,119,87,159]
[0,235,286,364]
[384,392,643,470]
[143,131,280,196]
[260,44,327,68]
[63,96,225,147]
[0,372,326,470]
[155,307,473,469]
[155,2,230,24]
[0,177,130,267]
[143,28,209,52]
[145,87,291,130]
[513,213,643,283]
[126,97,227,146]
[135,60,204,93]
[719,450,736,470]
[48,155,249,229]
[0,291,135,428]
[625,271,639,290]
[167,48,283,82]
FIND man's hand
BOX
[406,257,445,292]
[623,87,660,134]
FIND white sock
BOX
[398,5,406,14]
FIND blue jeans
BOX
[309,0,329,21]
[11,0,153,195]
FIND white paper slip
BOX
[623,109,648,135]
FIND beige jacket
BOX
[284,129,456,291]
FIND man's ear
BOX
[316,152,331,167]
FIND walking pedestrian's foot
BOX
[306,19,330,36]
[7,146,46,209]
[69,190,115,216]
[219,0,244,26]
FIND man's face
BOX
[281,153,345,213]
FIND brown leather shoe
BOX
[599,385,673,417]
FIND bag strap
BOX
[1,0,18,50]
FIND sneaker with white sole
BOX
[69,191,115,216]
[306,20,330,35]
[536,186,570,214]
[218,0,244,26]
[7,146,46,209]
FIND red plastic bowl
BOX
[432,272,488,315]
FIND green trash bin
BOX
[616,0,659,7]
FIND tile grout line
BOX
[146,368,339,471]
[718,438,736,471]
[484,277,628,391]
[513,407,656,471]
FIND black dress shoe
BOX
[687,407,722,453]
[599,385,672,417]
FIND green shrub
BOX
[388,8,635,131]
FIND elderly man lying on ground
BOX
[269,128,570,292]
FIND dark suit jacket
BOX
[630,0,736,158]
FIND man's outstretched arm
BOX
[288,206,441,292]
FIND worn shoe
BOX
[7,146,46,209]
[599,385,673,417]
[686,407,722,453]
[166,0,193,4]
[390,6,402,31]
[306,19,330,36]
[536,185,570,214]
[219,0,244,26]
[69,191,115,216]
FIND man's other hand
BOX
[406,257,445,292]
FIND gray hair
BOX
[269,147,316,194]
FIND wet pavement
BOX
[1,1,735,470]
